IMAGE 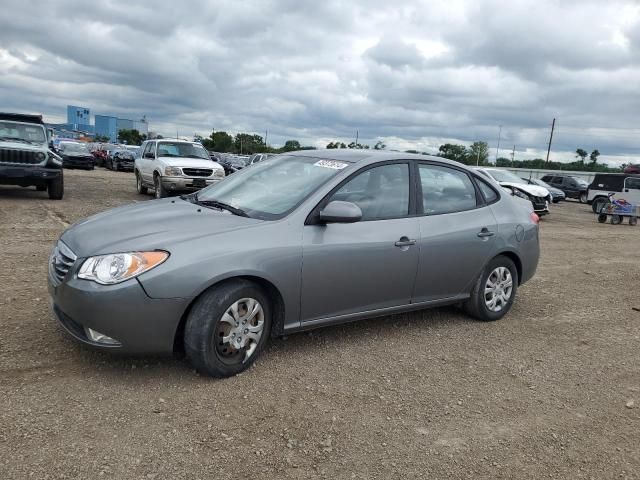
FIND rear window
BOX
[591,175,625,192]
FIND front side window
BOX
[196,155,351,220]
[625,177,640,190]
[329,163,409,221]
[419,164,477,214]
[157,142,209,160]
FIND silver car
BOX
[48,151,540,377]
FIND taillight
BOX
[530,212,539,224]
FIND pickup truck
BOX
[0,112,63,199]
[135,139,225,198]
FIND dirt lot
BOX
[0,168,639,479]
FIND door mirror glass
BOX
[319,201,362,223]
[144,151,155,159]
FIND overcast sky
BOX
[1,0,639,165]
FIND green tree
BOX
[282,140,301,152]
[438,143,468,163]
[202,131,234,152]
[94,134,110,143]
[575,148,588,163]
[374,141,386,150]
[468,141,490,165]
[590,149,600,165]
[235,133,265,154]
[117,129,146,145]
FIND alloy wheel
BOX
[215,298,265,364]
[484,267,513,312]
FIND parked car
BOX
[124,145,141,159]
[521,177,565,203]
[107,148,135,171]
[248,153,272,165]
[475,167,551,216]
[135,139,225,198]
[49,151,540,378]
[217,154,251,175]
[0,112,64,199]
[623,164,640,174]
[59,142,95,170]
[540,174,589,203]
[587,173,640,213]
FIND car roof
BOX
[282,149,456,166]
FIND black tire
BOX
[36,185,47,192]
[630,217,638,226]
[592,197,607,213]
[184,280,272,378]
[597,213,608,223]
[463,255,518,322]
[579,192,587,203]
[154,174,167,198]
[136,171,148,194]
[611,215,622,225]
[48,175,64,200]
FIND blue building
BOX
[116,118,134,132]
[95,115,118,142]
[66,105,91,127]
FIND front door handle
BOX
[395,236,416,247]
[477,228,495,238]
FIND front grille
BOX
[49,241,77,286]
[0,148,42,165]
[182,168,212,177]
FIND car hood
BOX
[60,198,262,257]
[0,140,47,151]
[499,182,549,197]
[159,157,223,170]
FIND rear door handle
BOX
[477,228,495,238]
[395,236,416,247]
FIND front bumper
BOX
[161,176,222,192]
[0,165,61,185]
[63,157,94,168]
[49,275,190,354]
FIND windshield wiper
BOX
[195,198,249,217]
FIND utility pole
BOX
[476,149,480,166]
[355,130,359,147]
[495,125,502,163]
[511,145,515,166]
[264,130,268,148]
[545,118,556,165]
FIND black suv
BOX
[0,112,63,199]
[541,174,589,203]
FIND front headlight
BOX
[165,166,182,176]
[35,151,46,161]
[214,169,225,177]
[78,251,169,285]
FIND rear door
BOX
[413,163,498,302]
[301,161,420,321]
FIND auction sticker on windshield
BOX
[314,160,348,170]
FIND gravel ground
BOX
[0,168,639,479]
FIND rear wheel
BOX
[184,280,272,378]
[592,197,608,213]
[579,192,587,203]
[630,217,638,226]
[48,175,64,200]
[463,256,518,322]
[136,171,148,194]
[597,213,608,223]
[611,215,622,225]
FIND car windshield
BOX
[0,121,46,143]
[571,177,588,186]
[229,156,251,166]
[195,155,350,220]
[157,142,210,159]
[530,178,552,189]
[487,169,526,184]
[61,143,89,153]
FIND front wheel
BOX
[184,280,272,378]
[48,175,64,200]
[154,174,167,198]
[463,256,518,322]
[592,197,607,213]
[597,213,608,223]
[611,215,622,225]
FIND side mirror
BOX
[319,201,362,223]
[144,152,155,159]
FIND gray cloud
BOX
[0,0,639,165]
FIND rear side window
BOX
[418,164,477,215]
[476,178,499,204]
[626,178,640,190]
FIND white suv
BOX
[135,139,225,198]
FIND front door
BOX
[301,162,419,322]
[413,163,498,302]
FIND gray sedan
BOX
[48,151,540,377]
